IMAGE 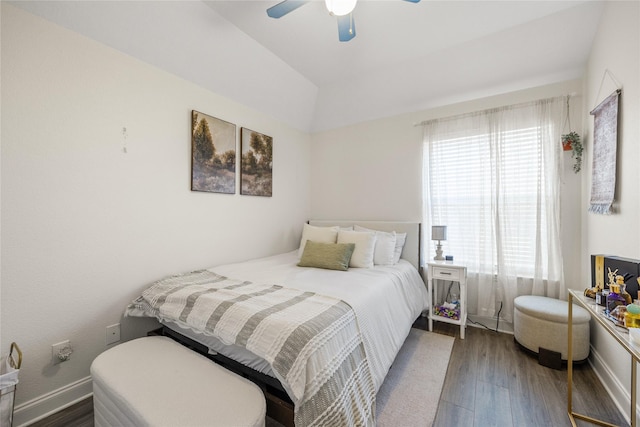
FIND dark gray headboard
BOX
[308,220,421,270]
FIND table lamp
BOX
[432,225,447,261]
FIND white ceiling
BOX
[10,0,604,132]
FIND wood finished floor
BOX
[31,321,628,427]
[426,319,628,427]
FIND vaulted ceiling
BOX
[10,1,604,132]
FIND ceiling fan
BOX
[266,0,420,42]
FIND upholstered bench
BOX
[514,295,591,369]
[91,336,266,427]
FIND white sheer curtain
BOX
[422,97,566,323]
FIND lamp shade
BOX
[432,225,447,241]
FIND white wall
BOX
[581,0,640,420]
[310,118,424,221]
[311,80,584,289]
[9,0,319,133]
[1,4,311,422]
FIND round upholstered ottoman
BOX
[514,296,590,366]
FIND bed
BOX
[125,221,428,426]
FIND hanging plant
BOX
[562,131,583,173]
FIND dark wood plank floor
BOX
[29,397,94,427]
[32,321,628,427]
[421,319,628,427]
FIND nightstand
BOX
[427,261,468,339]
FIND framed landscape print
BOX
[191,110,236,194]
[241,128,273,197]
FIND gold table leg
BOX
[567,292,622,427]
[632,357,636,427]
[568,293,576,426]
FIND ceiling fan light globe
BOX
[325,0,357,16]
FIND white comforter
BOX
[206,250,428,391]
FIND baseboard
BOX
[588,344,633,425]
[13,376,93,427]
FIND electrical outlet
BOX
[52,340,72,364]
[106,323,121,345]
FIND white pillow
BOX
[393,232,407,264]
[298,224,339,259]
[372,230,397,265]
[352,225,396,265]
[337,230,376,268]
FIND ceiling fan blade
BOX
[337,14,356,42]
[266,0,309,18]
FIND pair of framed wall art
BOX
[191,110,272,197]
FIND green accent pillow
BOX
[297,241,356,271]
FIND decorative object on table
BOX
[191,110,236,194]
[585,253,605,299]
[591,254,606,292]
[606,256,640,300]
[625,304,640,328]
[608,304,627,327]
[434,301,460,320]
[591,254,640,301]
[596,289,608,307]
[431,225,447,261]
[584,286,597,299]
[240,128,273,197]
[606,283,626,315]
[607,267,619,287]
[435,287,460,319]
[589,71,622,214]
[617,275,633,304]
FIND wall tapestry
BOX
[588,89,621,214]
[241,128,273,197]
[191,110,236,194]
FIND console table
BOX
[568,289,637,426]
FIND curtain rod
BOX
[413,93,578,127]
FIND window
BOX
[429,126,550,277]
[422,97,566,321]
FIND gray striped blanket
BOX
[126,270,376,427]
